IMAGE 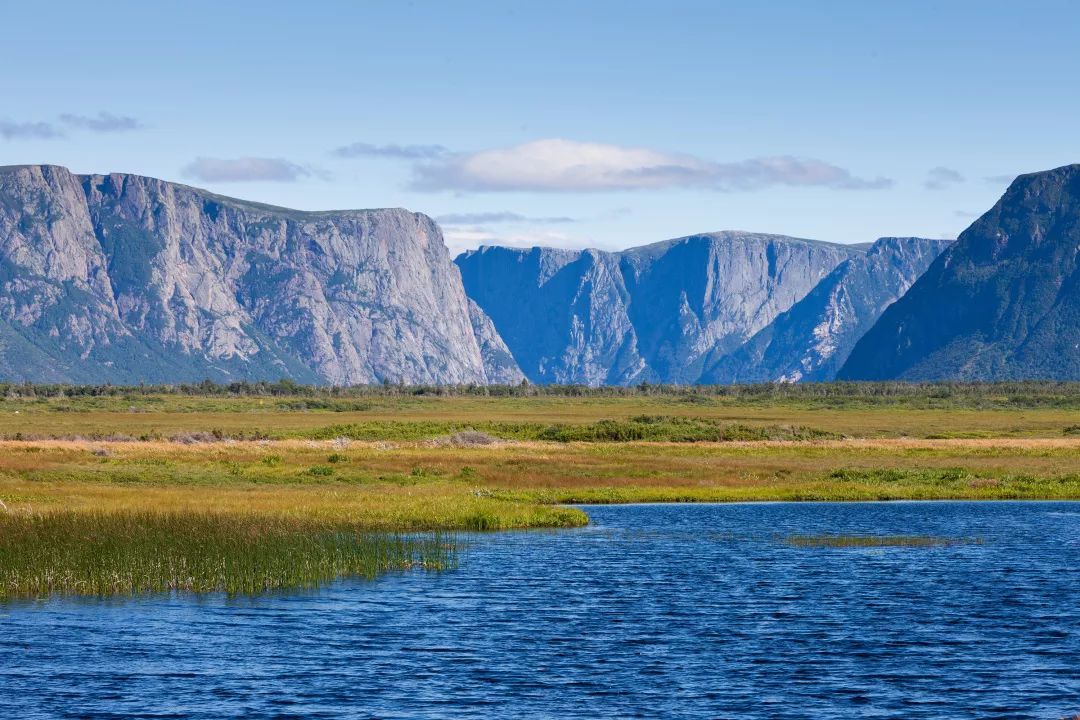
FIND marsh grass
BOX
[0,511,457,599]
[299,416,839,443]
[3,388,1080,440]
[784,534,977,548]
[5,387,1076,600]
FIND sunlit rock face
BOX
[0,163,967,387]
[0,164,505,384]
[706,237,952,384]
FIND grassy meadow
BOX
[2,381,1080,440]
[1,382,1078,598]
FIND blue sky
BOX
[3,0,1078,255]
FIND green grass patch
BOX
[296,416,839,443]
[0,511,457,599]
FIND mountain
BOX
[704,237,952,383]
[839,165,1080,381]
[0,164,516,384]
[456,232,862,385]
[457,246,640,385]
[466,299,526,385]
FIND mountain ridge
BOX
[704,236,952,383]
[457,232,871,385]
[838,164,1080,381]
[5,162,1055,387]
[0,164,520,385]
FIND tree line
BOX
[1,378,1079,404]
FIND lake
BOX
[2,501,1078,718]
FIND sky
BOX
[3,0,1079,256]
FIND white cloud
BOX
[0,120,63,140]
[442,225,596,258]
[334,142,447,159]
[436,211,575,225]
[924,166,965,191]
[59,112,141,133]
[182,157,313,183]
[411,138,892,193]
[1,112,142,140]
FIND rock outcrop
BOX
[2,163,1005,386]
[457,232,861,384]
[0,164,498,384]
[466,299,526,385]
[705,237,952,383]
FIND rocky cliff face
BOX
[0,164,980,387]
[466,300,526,385]
[456,232,861,385]
[0,164,499,384]
[456,246,641,385]
[839,165,1080,381]
[705,237,952,383]
[620,233,863,383]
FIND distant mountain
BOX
[0,164,518,384]
[466,299,526,384]
[839,165,1080,381]
[705,237,952,383]
[456,232,862,385]
[5,163,1031,387]
[458,245,641,385]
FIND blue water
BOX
[2,501,1078,719]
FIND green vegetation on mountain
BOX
[841,165,1080,381]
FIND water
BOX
[2,501,1078,719]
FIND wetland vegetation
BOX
[1,382,1078,598]
[0,511,456,598]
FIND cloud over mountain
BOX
[409,139,893,193]
[2,111,142,140]
[924,166,964,190]
[182,157,313,183]
[435,211,575,225]
[58,112,141,133]
[0,120,64,140]
[334,142,447,159]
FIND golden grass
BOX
[1,436,1077,522]
[2,393,1079,439]
[4,392,1076,598]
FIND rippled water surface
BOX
[2,501,1079,719]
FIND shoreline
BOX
[567,497,1080,508]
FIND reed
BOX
[0,510,457,599]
